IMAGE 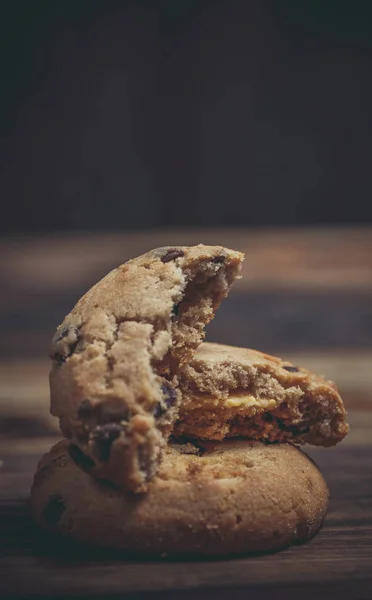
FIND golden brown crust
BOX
[49,246,244,492]
[176,343,349,446]
[31,439,328,556]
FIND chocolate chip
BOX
[58,326,74,341]
[68,444,95,470]
[53,352,66,365]
[263,413,274,423]
[275,419,310,435]
[56,325,79,344]
[77,399,129,424]
[283,365,300,373]
[93,422,123,441]
[276,418,287,431]
[153,402,164,418]
[92,423,122,461]
[172,303,180,317]
[211,255,225,264]
[161,249,185,263]
[161,382,177,408]
[50,326,80,363]
[99,405,129,424]
[77,399,93,419]
[153,382,177,418]
[42,494,65,526]
[290,425,310,435]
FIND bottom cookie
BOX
[30,439,328,556]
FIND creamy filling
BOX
[182,391,278,411]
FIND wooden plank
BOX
[2,227,372,358]
[1,228,372,598]
[1,436,371,598]
[3,227,372,293]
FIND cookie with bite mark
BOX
[49,245,244,493]
[175,342,348,445]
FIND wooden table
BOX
[1,227,372,599]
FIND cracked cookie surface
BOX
[30,439,328,556]
[175,343,348,445]
[49,245,244,492]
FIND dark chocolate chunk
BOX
[68,444,95,470]
[42,494,65,526]
[161,382,177,408]
[287,424,310,435]
[161,249,185,263]
[93,422,123,441]
[77,399,93,419]
[100,407,129,424]
[172,303,180,317]
[92,423,123,461]
[283,365,300,373]
[153,382,177,418]
[153,402,164,418]
[53,352,66,365]
[77,399,129,423]
[58,326,75,341]
[263,412,274,423]
[211,255,225,264]
[98,400,130,424]
[50,326,80,363]
[276,418,288,431]
[275,419,309,435]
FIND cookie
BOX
[175,342,348,445]
[30,439,328,556]
[49,246,244,492]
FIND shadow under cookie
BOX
[30,439,328,557]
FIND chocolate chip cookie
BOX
[175,342,349,445]
[49,245,244,492]
[31,439,328,556]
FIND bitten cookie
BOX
[49,245,244,492]
[30,439,328,556]
[175,342,348,445]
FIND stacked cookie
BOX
[31,245,348,556]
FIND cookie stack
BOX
[31,245,348,556]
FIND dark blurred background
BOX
[2,0,372,234]
[1,7,372,588]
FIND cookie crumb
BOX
[174,442,204,456]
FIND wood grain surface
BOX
[1,227,372,599]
